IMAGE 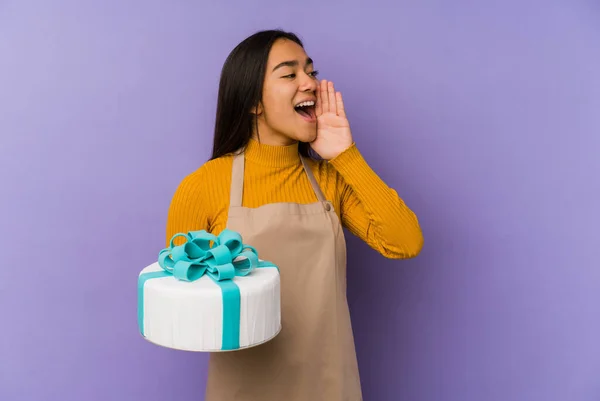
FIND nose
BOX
[299,71,318,93]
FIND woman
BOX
[166,29,423,401]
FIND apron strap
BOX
[229,151,327,208]
[230,152,245,208]
[300,155,326,203]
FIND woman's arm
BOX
[311,80,423,259]
[164,171,212,248]
[330,143,423,259]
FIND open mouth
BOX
[294,100,316,122]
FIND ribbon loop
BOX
[209,263,235,281]
[206,244,233,267]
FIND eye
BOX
[281,70,319,79]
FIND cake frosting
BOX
[138,229,281,352]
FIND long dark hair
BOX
[210,29,313,160]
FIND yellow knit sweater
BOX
[166,138,423,259]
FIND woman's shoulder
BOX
[173,154,234,194]
[303,157,347,197]
[304,156,341,179]
[188,153,234,178]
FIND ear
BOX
[251,101,263,116]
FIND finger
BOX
[321,80,329,113]
[315,81,323,117]
[328,81,336,114]
[336,92,346,118]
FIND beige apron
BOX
[204,150,363,400]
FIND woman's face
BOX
[254,39,319,145]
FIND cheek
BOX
[264,86,294,117]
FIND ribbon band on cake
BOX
[137,229,278,350]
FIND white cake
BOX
[137,229,281,352]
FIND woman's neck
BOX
[245,136,300,167]
[250,131,297,147]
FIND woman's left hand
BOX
[310,80,354,160]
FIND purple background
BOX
[1,1,599,400]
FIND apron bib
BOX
[205,151,362,400]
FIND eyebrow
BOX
[272,57,313,72]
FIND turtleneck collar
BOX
[243,137,301,167]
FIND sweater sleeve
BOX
[328,143,423,259]
[165,170,212,248]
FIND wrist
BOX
[328,142,359,164]
[324,141,354,160]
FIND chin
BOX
[297,129,317,143]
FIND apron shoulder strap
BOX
[300,155,326,203]
[230,152,244,208]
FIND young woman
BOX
[166,29,423,401]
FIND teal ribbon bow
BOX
[137,229,278,350]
